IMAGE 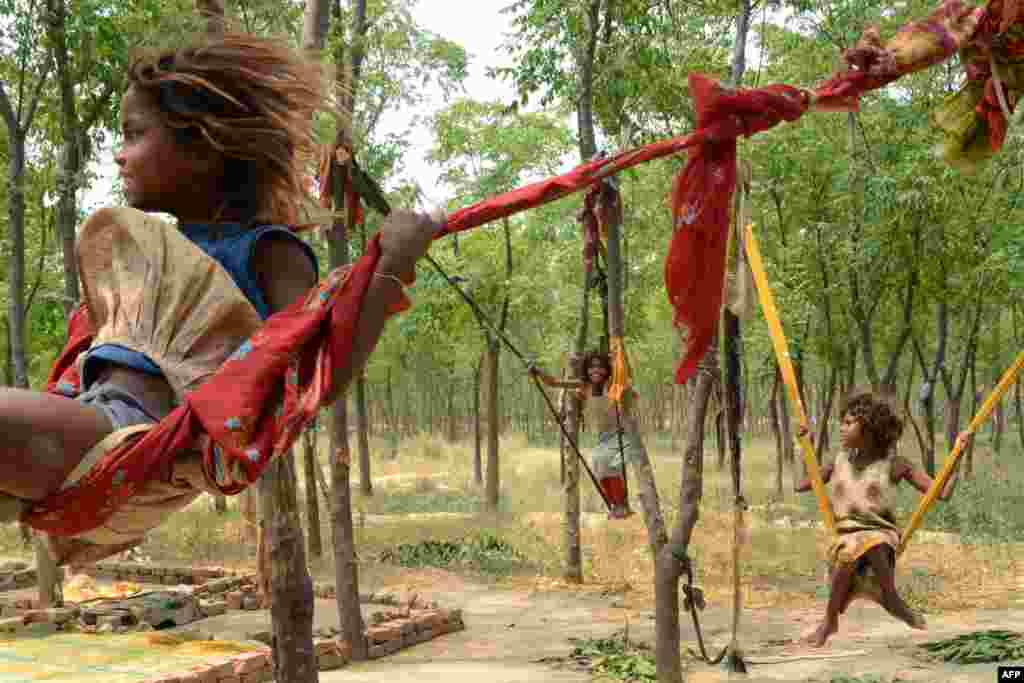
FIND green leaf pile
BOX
[567,634,657,682]
[917,629,1024,664]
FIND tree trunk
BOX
[814,365,838,464]
[1016,371,1024,453]
[385,366,398,459]
[484,336,501,511]
[659,364,715,683]
[769,367,784,499]
[259,454,317,682]
[241,488,259,546]
[6,135,28,390]
[322,0,369,663]
[355,375,372,496]
[575,0,601,160]
[304,427,323,558]
[991,319,1005,454]
[563,221,594,583]
[966,353,977,479]
[943,304,982,454]
[46,0,81,320]
[473,357,483,486]
[446,372,458,442]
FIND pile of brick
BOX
[82,562,243,586]
[0,562,410,618]
[364,607,465,659]
[135,608,465,682]
[0,560,467,681]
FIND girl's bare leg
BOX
[864,545,926,629]
[808,564,855,647]
[0,388,113,501]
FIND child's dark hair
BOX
[127,33,328,224]
[840,386,904,453]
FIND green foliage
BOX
[378,532,526,576]
[917,630,1024,664]
[905,466,1024,543]
[565,633,657,682]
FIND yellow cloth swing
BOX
[743,222,1024,602]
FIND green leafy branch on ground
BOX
[916,629,1024,664]
[564,632,657,682]
[378,532,527,576]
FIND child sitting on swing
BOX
[530,351,638,519]
[0,32,440,566]
[796,387,966,647]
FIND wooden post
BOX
[326,0,369,661]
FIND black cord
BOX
[423,253,613,512]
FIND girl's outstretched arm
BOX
[794,464,833,493]
[792,424,831,492]
[255,211,441,405]
[529,365,585,390]
[897,432,968,500]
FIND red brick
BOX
[232,652,269,675]
[188,664,218,683]
[365,624,401,644]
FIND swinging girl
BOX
[0,32,440,566]
[530,351,638,519]
[795,387,966,647]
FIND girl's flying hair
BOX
[128,33,329,224]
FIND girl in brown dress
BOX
[796,387,965,647]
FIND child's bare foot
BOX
[906,611,927,630]
[805,620,837,648]
[881,592,927,631]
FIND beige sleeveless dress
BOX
[827,449,902,605]
[47,207,263,566]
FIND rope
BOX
[719,184,748,674]
[682,561,727,665]
[422,253,614,513]
[746,218,1024,556]
[897,349,1024,556]
[744,223,836,535]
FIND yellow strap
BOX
[897,350,1024,556]
[744,223,836,535]
[607,336,631,405]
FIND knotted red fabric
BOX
[666,75,810,382]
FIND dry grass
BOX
[1,428,1020,617]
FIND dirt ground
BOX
[312,566,1024,683]
[0,556,1022,682]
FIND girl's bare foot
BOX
[880,591,927,631]
[806,620,837,648]
[907,611,927,630]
